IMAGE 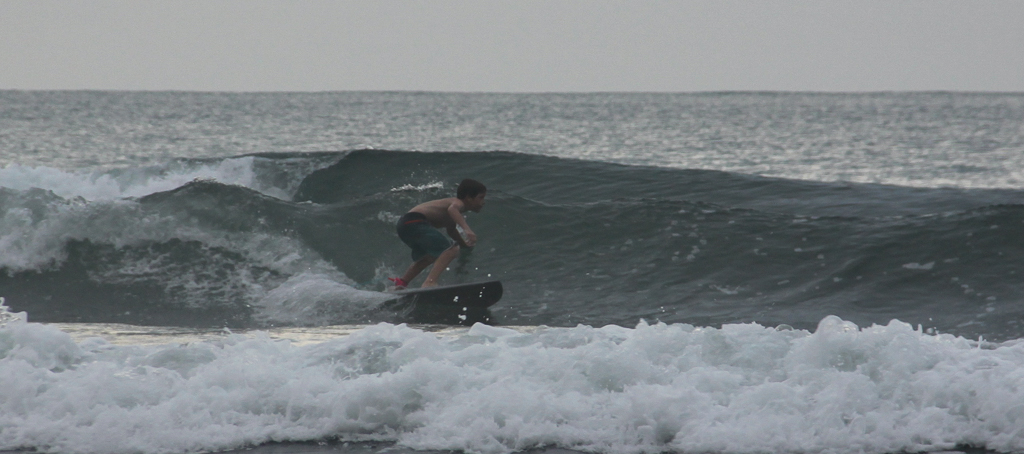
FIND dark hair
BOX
[457,179,487,199]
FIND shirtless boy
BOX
[389,179,486,289]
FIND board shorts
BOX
[396,212,454,261]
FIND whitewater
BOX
[1,91,1023,454]
[3,308,1024,454]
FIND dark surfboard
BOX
[390,280,503,308]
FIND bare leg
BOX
[422,245,460,288]
[400,256,434,285]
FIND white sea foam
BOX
[903,262,937,270]
[0,192,314,273]
[391,181,446,193]
[2,315,1024,454]
[253,272,393,325]
[0,185,368,323]
[0,156,298,201]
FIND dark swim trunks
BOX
[396,212,454,261]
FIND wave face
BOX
[2,150,1022,340]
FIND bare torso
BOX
[409,198,465,228]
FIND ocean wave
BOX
[0,152,343,201]
[1,151,1022,339]
[2,315,1024,454]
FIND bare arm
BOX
[447,201,477,246]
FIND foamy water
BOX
[0,157,394,327]
[0,154,329,202]
[2,307,1023,454]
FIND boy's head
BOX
[457,179,487,212]
[457,179,486,199]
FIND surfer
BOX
[389,179,487,289]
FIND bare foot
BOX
[421,281,438,288]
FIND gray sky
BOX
[2,0,1022,92]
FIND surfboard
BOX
[390,280,503,308]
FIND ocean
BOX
[1,91,1023,454]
